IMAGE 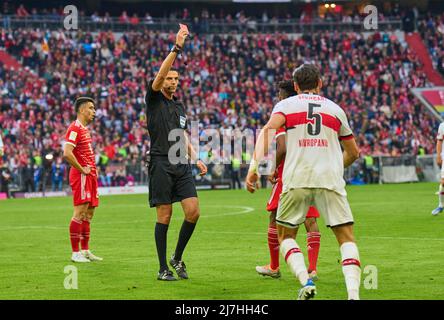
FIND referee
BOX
[145,27,207,281]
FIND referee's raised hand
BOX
[176,28,189,48]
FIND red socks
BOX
[69,218,83,252]
[70,218,91,252]
[268,225,280,270]
[81,220,90,251]
[307,232,321,273]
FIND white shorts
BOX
[441,163,444,179]
[276,188,354,228]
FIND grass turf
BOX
[0,182,443,300]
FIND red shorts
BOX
[266,180,319,218]
[69,168,99,207]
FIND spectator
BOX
[98,167,112,187]
[21,158,35,192]
[91,11,101,23]
[103,12,111,23]
[33,163,42,192]
[130,13,140,25]
[362,155,375,184]
[144,12,154,24]
[126,157,141,183]
[0,163,12,197]
[113,167,127,186]
[119,10,129,23]
[230,156,241,189]
[16,4,29,18]
[51,159,65,192]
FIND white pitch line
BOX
[195,231,444,242]
[1,205,443,242]
[0,205,255,231]
[95,231,444,242]
[0,200,414,213]
[359,235,444,242]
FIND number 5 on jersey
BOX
[307,103,322,136]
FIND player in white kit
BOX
[432,122,444,215]
[246,64,361,300]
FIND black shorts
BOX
[148,156,197,208]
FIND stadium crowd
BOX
[419,13,444,77]
[0,10,441,193]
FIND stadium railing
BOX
[0,15,402,33]
[344,155,440,185]
[416,154,440,183]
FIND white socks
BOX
[280,238,309,286]
[439,184,443,207]
[340,242,361,300]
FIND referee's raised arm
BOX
[151,28,188,92]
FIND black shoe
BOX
[157,269,177,281]
[170,255,189,279]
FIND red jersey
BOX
[65,120,97,176]
[275,127,286,179]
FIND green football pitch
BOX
[1,182,443,300]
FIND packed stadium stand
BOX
[0,1,444,195]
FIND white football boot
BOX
[297,279,317,300]
[71,251,91,263]
[255,264,281,278]
[82,250,103,261]
[431,207,443,216]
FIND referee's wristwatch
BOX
[170,44,182,54]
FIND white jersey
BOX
[437,122,444,157]
[271,93,353,196]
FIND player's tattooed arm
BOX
[63,144,91,175]
[266,133,286,185]
[275,134,286,168]
[246,113,285,193]
[251,114,285,168]
[152,28,188,92]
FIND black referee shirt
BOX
[145,80,188,158]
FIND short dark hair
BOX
[278,80,297,99]
[168,68,180,75]
[292,64,321,91]
[74,97,95,113]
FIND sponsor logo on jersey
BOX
[69,131,78,141]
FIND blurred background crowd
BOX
[0,1,443,195]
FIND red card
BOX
[179,23,189,33]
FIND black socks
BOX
[174,220,197,261]
[155,222,169,272]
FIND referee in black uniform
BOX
[145,27,208,281]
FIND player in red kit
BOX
[256,81,321,280]
[63,97,102,263]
